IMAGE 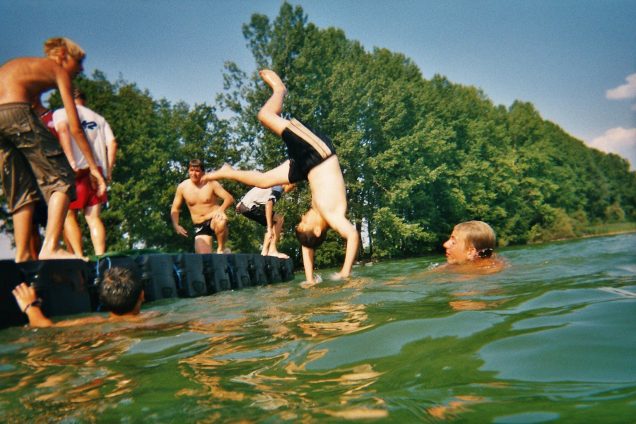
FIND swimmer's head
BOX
[98,267,144,315]
[295,208,328,249]
[443,220,496,264]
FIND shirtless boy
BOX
[171,159,234,253]
[0,37,106,261]
[204,69,359,285]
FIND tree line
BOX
[2,3,634,269]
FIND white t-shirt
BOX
[53,104,115,178]
[239,186,283,209]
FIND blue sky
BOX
[1,0,635,257]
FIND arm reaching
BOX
[12,283,53,328]
[55,67,106,196]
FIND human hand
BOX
[174,224,188,237]
[90,168,107,197]
[12,283,38,313]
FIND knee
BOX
[212,216,228,231]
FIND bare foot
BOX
[39,248,83,261]
[300,274,322,288]
[203,163,234,182]
[268,251,289,259]
[259,69,287,94]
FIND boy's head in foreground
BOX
[443,220,496,265]
[99,267,144,315]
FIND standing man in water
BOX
[0,37,106,262]
[171,159,234,253]
[54,88,118,257]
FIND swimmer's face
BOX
[443,230,475,264]
[188,165,203,183]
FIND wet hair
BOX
[44,37,85,61]
[188,159,204,171]
[98,267,143,315]
[295,226,328,249]
[454,220,496,258]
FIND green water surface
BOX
[1,233,635,422]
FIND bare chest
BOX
[183,184,217,207]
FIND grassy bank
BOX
[578,222,636,237]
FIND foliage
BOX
[1,2,634,270]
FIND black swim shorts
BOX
[282,118,336,183]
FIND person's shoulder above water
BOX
[435,255,508,275]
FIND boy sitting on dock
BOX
[203,69,359,285]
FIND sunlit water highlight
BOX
[1,233,635,422]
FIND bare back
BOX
[0,57,62,104]
[178,179,225,224]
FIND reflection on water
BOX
[1,233,635,422]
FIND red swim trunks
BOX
[69,168,108,210]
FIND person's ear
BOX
[313,226,322,238]
[139,290,145,304]
[466,245,478,260]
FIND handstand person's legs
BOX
[257,69,289,137]
[207,161,291,188]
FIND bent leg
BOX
[212,215,229,253]
[257,69,289,136]
[84,204,106,255]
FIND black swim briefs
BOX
[282,118,336,183]
[193,220,215,237]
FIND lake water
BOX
[1,233,635,422]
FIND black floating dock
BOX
[0,253,295,329]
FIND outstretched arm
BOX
[301,245,316,284]
[55,68,106,196]
[54,119,77,171]
[12,283,53,328]
[325,215,359,279]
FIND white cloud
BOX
[590,127,636,170]
[606,73,636,100]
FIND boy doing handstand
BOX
[204,70,358,285]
